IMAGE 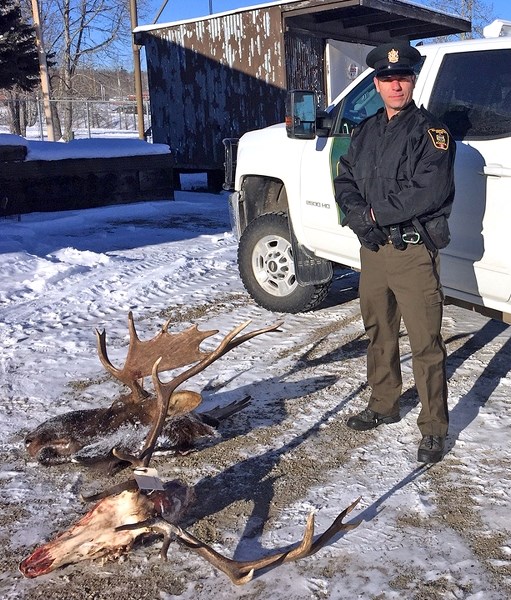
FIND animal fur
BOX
[25,396,251,472]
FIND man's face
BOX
[374,73,416,118]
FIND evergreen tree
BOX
[0,0,40,91]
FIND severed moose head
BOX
[25,313,275,471]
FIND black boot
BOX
[346,407,400,431]
[417,436,444,463]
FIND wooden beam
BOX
[30,0,55,141]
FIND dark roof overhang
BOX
[281,0,471,44]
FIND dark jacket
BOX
[334,101,456,248]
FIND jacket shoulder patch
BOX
[427,128,449,150]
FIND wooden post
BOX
[129,0,145,140]
[30,0,55,141]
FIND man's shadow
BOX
[397,319,510,453]
[443,320,511,451]
[188,380,419,563]
[186,394,434,572]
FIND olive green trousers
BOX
[359,243,449,437]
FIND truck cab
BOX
[228,20,511,322]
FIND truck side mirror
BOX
[285,90,317,139]
[316,110,333,137]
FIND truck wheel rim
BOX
[251,234,297,297]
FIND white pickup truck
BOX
[226,20,511,323]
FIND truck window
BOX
[329,73,384,180]
[428,49,511,140]
[332,73,383,136]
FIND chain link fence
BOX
[0,98,152,141]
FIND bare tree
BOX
[4,89,39,136]
[21,0,139,139]
[423,0,495,38]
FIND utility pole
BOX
[129,0,145,139]
[30,0,55,141]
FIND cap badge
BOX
[388,49,399,63]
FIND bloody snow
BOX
[0,137,510,600]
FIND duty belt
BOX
[387,223,422,249]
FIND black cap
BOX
[366,42,421,77]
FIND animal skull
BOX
[20,481,194,578]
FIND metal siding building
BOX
[134,0,470,185]
[138,6,289,178]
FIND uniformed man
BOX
[334,41,456,463]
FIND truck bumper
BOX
[228,191,242,240]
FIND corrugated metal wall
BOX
[144,6,297,172]
[285,31,326,105]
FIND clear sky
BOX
[145,0,511,26]
[485,0,511,20]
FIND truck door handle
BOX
[482,164,511,177]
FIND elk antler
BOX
[119,497,361,585]
[113,319,283,469]
[96,311,219,398]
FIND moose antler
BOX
[21,315,364,584]
[95,311,219,399]
[80,318,283,498]
[27,314,276,470]
[112,319,284,469]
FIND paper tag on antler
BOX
[133,467,165,491]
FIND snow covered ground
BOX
[1,186,510,599]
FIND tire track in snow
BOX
[0,234,238,333]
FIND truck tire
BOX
[238,213,331,313]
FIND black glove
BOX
[360,227,388,251]
[343,207,387,251]
[343,206,375,238]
